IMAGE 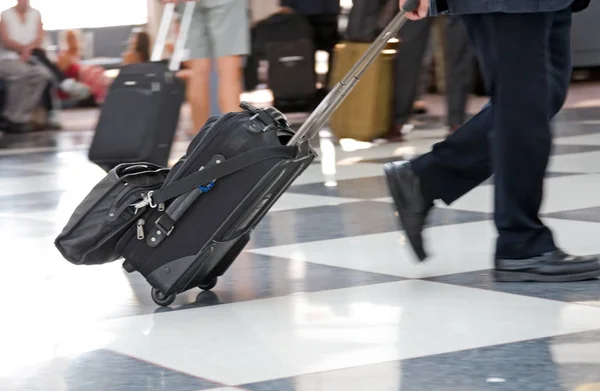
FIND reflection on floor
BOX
[1,90,600,391]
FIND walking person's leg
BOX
[443,15,474,132]
[388,18,432,141]
[384,8,600,281]
[185,1,249,135]
[187,57,212,133]
[210,0,249,114]
[185,4,213,134]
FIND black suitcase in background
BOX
[115,5,419,307]
[89,64,185,170]
[266,39,316,107]
[255,12,316,110]
[88,2,195,171]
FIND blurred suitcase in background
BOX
[329,0,397,141]
[255,11,316,111]
[88,2,195,171]
[329,41,396,141]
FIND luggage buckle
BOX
[155,216,175,236]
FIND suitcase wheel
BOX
[151,287,177,307]
[198,277,218,291]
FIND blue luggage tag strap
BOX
[199,181,214,193]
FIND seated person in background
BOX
[0,0,89,132]
[122,30,151,65]
[57,30,109,105]
[0,0,52,132]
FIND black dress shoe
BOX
[495,250,600,282]
[384,161,433,261]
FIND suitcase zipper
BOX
[137,219,146,240]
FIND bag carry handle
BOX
[150,1,196,71]
[287,0,419,146]
[151,145,297,204]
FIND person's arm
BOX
[0,18,25,53]
[57,52,73,71]
[30,12,44,49]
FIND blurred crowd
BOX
[0,0,479,141]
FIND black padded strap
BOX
[152,145,296,204]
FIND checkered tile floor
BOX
[1,107,600,391]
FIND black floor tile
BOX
[243,329,600,391]
[246,201,491,249]
[428,269,600,305]
[0,349,220,391]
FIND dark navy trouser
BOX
[411,8,573,259]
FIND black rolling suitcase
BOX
[55,2,419,307]
[88,2,195,171]
[255,11,316,110]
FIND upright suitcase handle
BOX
[150,1,196,71]
[287,0,419,146]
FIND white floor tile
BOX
[443,174,600,214]
[292,163,384,186]
[249,219,600,279]
[548,151,600,174]
[203,388,246,391]
[0,175,69,197]
[555,133,600,146]
[371,196,393,203]
[0,166,105,197]
[102,280,600,385]
[269,193,360,213]
[0,209,68,224]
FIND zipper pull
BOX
[137,219,145,240]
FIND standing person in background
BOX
[279,0,340,89]
[385,0,600,282]
[162,0,250,136]
[388,15,474,141]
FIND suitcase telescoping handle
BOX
[150,1,196,71]
[287,0,419,146]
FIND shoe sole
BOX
[495,269,600,283]
[384,163,427,261]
